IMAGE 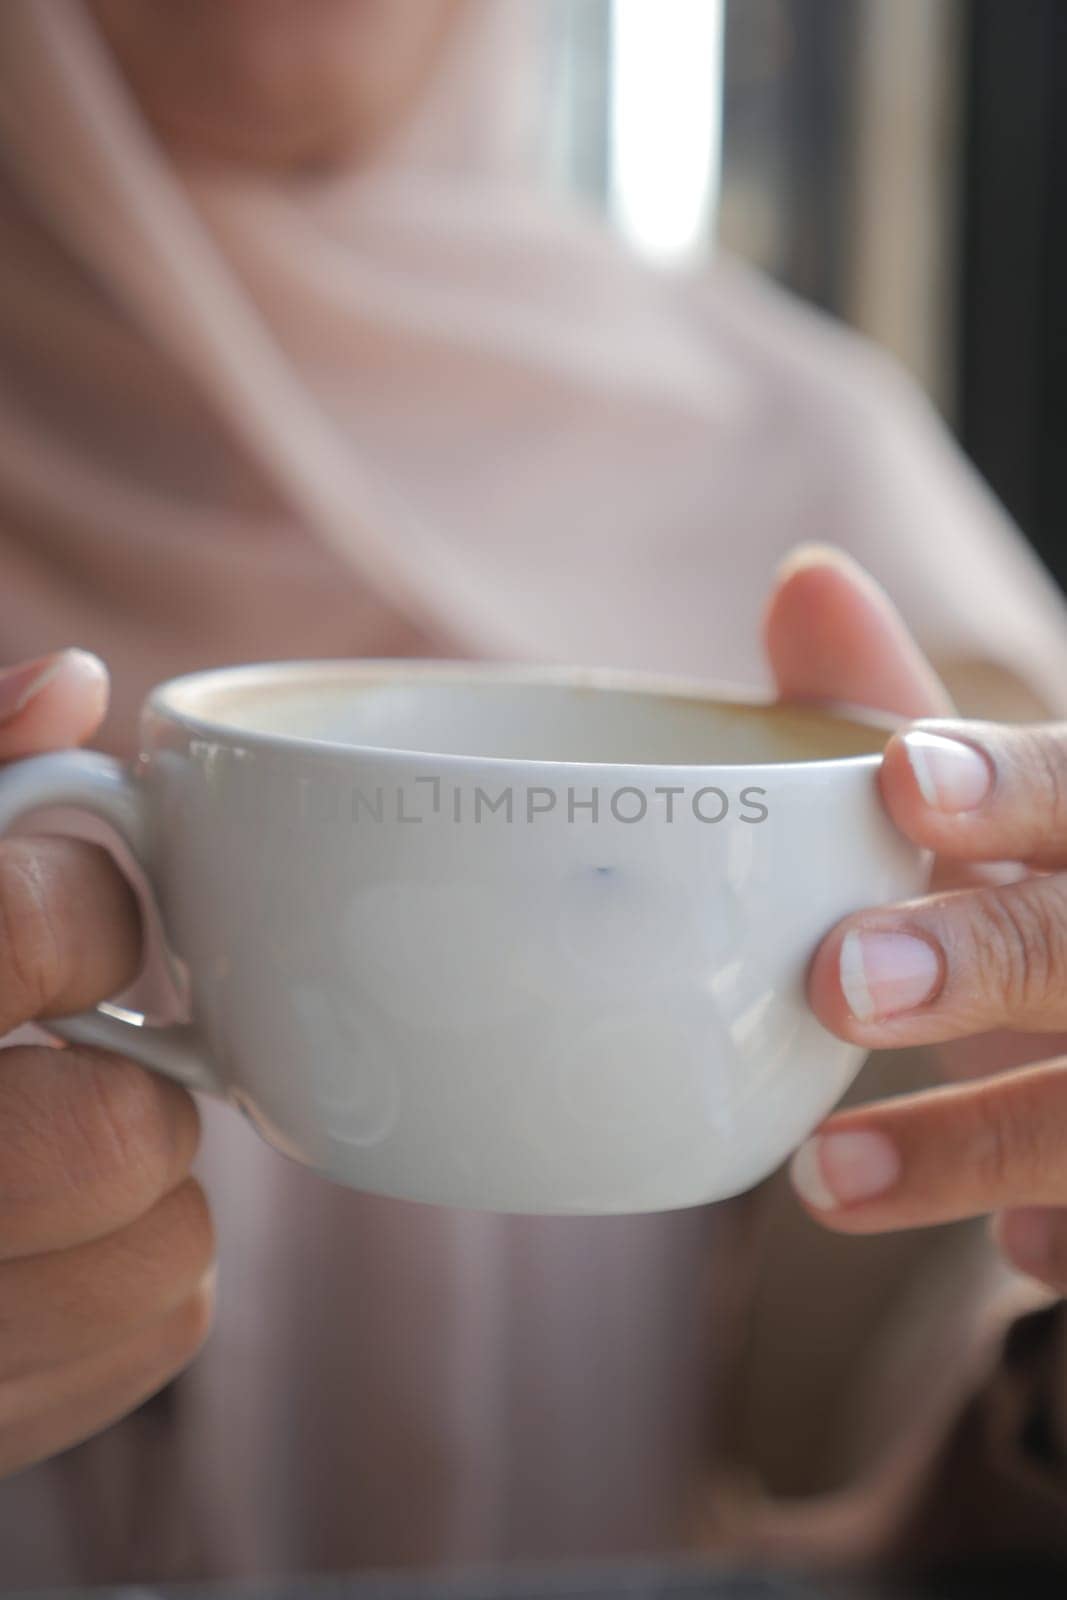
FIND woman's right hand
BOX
[0,651,215,1476]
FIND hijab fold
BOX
[2,0,1066,738]
[0,0,732,667]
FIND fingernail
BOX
[901,730,993,812]
[0,653,67,720]
[0,649,107,723]
[791,1130,901,1210]
[775,542,854,582]
[840,928,942,1021]
[998,1208,1054,1276]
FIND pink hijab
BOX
[1,0,1065,747]
[1,0,1066,1586]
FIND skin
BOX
[0,650,213,1474]
[0,547,1063,1471]
[86,0,465,170]
[770,550,1067,1295]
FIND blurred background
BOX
[543,0,1065,597]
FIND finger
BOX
[808,871,1067,1044]
[994,1208,1067,1295]
[0,1178,214,1380]
[0,1046,200,1259]
[929,858,1032,895]
[0,835,142,1035]
[0,1275,214,1478]
[789,1057,1067,1231]
[935,1025,1067,1087]
[0,651,109,759]
[764,545,955,719]
[879,719,1067,870]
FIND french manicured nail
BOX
[0,649,106,722]
[901,730,993,812]
[775,542,855,582]
[791,1129,902,1210]
[0,653,67,720]
[840,928,941,1021]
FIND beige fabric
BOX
[1,0,1067,1585]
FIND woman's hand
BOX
[0,651,215,1476]
[766,546,1067,1297]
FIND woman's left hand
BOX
[766,544,1067,1295]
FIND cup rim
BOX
[146,658,906,773]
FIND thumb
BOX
[0,650,110,758]
[764,544,955,720]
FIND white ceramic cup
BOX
[0,661,931,1214]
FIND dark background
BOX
[718,0,1066,597]
[959,0,1067,595]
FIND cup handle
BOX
[0,750,220,1095]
